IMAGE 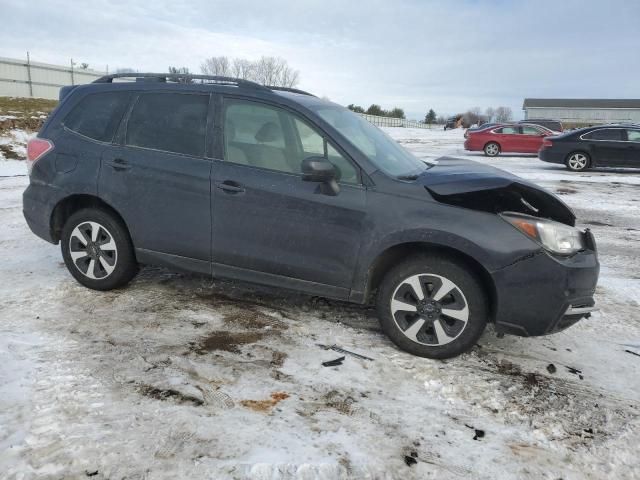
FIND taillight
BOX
[26,138,54,174]
[542,138,553,148]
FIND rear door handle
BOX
[107,158,131,171]
[216,181,245,194]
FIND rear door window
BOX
[126,93,209,157]
[64,92,130,142]
[521,126,542,135]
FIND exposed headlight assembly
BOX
[501,212,585,256]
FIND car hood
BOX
[419,157,576,226]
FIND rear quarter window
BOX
[64,91,130,142]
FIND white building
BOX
[523,98,640,126]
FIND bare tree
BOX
[463,107,483,127]
[168,66,193,83]
[231,58,255,80]
[201,55,299,87]
[494,106,513,123]
[485,107,495,123]
[201,56,231,76]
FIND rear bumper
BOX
[464,139,479,151]
[23,183,59,244]
[491,231,599,337]
[538,147,565,164]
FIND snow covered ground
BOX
[1,127,639,479]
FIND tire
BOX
[483,142,500,157]
[376,254,488,359]
[61,208,138,290]
[565,151,590,171]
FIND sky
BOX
[2,0,639,120]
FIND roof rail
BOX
[92,73,270,91]
[267,86,316,97]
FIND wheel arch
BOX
[50,194,130,244]
[362,241,497,323]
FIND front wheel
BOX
[61,208,138,290]
[565,152,590,171]
[484,142,500,157]
[376,255,488,359]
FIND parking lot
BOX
[1,127,639,479]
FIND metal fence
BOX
[358,113,432,129]
[0,54,106,100]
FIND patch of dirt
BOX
[270,350,288,368]
[0,117,44,133]
[240,392,290,412]
[584,220,614,227]
[324,390,359,416]
[193,331,265,354]
[222,307,287,330]
[494,358,546,389]
[0,144,21,160]
[556,187,578,195]
[138,384,203,406]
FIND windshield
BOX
[311,105,434,178]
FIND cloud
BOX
[2,0,639,119]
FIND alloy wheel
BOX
[391,273,469,346]
[68,221,118,279]
[568,153,588,170]
[485,143,499,156]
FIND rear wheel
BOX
[376,255,488,359]
[483,142,500,157]
[61,208,138,290]
[565,152,590,171]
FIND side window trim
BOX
[580,128,625,142]
[220,96,363,185]
[113,92,139,146]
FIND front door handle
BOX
[107,158,131,171]
[216,181,245,194]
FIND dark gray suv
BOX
[23,73,599,358]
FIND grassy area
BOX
[0,96,58,117]
[0,97,59,134]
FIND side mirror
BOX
[301,156,339,196]
[302,156,336,182]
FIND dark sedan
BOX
[539,125,640,171]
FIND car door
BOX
[210,97,366,295]
[582,128,627,166]
[99,91,213,272]
[520,125,546,153]
[624,129,640,167]
[494,126,519,152]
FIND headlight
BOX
[501,212,585,255]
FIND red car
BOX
[464,124,553,156]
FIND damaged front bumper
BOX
[491,230,599,337]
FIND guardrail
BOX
[358,113,433,129]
